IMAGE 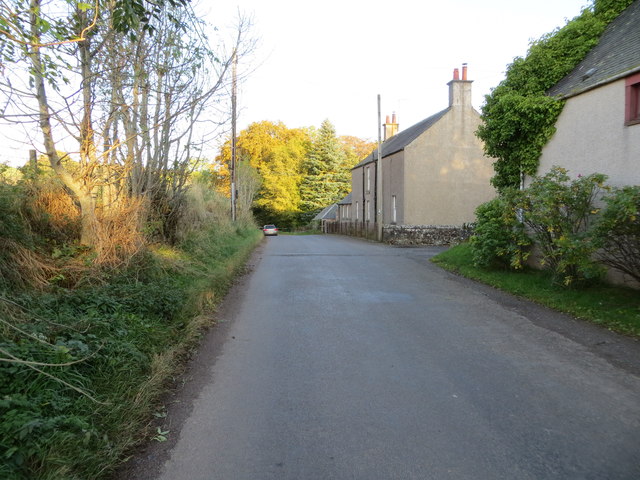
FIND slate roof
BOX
[313,203,338,220]
[353,107,451,169]
[337,192,352,205]
[548,0,640,98]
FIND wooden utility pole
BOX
[230,51,238,221]
[29,149,38,175]
[376,94,383,241]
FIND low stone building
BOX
[313,203,338,233]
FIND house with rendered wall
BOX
[346,66,495,243]
[337,193,352,222]
[532,0,640,188]
[529,0,640,287]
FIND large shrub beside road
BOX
[470,190,530,270]
[593,186,640,283]
[521,167,607,286]
[471,167,640,288]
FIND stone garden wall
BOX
[382,224,473,246]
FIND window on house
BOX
[366,200,370,221]
[355,202,359,220]
[366,167,371,192]
[625,73,640,126]
[392,195,397,224]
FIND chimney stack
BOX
[448,63,473,108]
[383,113,399,140]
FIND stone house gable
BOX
[347,65,494,233]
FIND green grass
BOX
[432,243,640,337]
[0,221,263,480]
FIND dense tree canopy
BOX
[215,121,310,215]
[215,119,374,227]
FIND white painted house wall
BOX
[536,79,640,187]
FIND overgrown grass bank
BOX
[432,243,640,337]
[0,222,262,480]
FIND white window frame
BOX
[392,195,397,223]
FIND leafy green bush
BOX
[470,190,531,270]
[0,278,182,479]
[593,186,640,282]
[521,167,607,286]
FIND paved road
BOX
[132,235,640,479]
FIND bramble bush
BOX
[593,185,640,283]
[470,189,531,270]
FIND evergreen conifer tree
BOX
[300,119,350,213]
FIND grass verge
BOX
[432,243,640,337]
[0,222,262,480]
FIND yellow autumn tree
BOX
[339,135,377,169]
[215,121,311,214]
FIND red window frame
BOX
[625,72,640,126]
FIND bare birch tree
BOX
[0,0,254,247]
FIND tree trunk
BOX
[28,0,98,246]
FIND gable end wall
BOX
[402,108,494,225]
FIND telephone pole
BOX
[376,94,383,241]
[230,50,238,222]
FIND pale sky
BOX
[1,0,590,165]
[210,0,590,141]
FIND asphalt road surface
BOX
[124,234,640,480]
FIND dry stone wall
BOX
[383,224,473,246]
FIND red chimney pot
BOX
[453,68,460,80]
[462,63,468,81]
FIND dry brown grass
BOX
[17,179,151,282]
[12,178,233,284]
[175,184,230,241]
[94,196,148,268]
[0,238,56,289]
[24,179,81,242]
